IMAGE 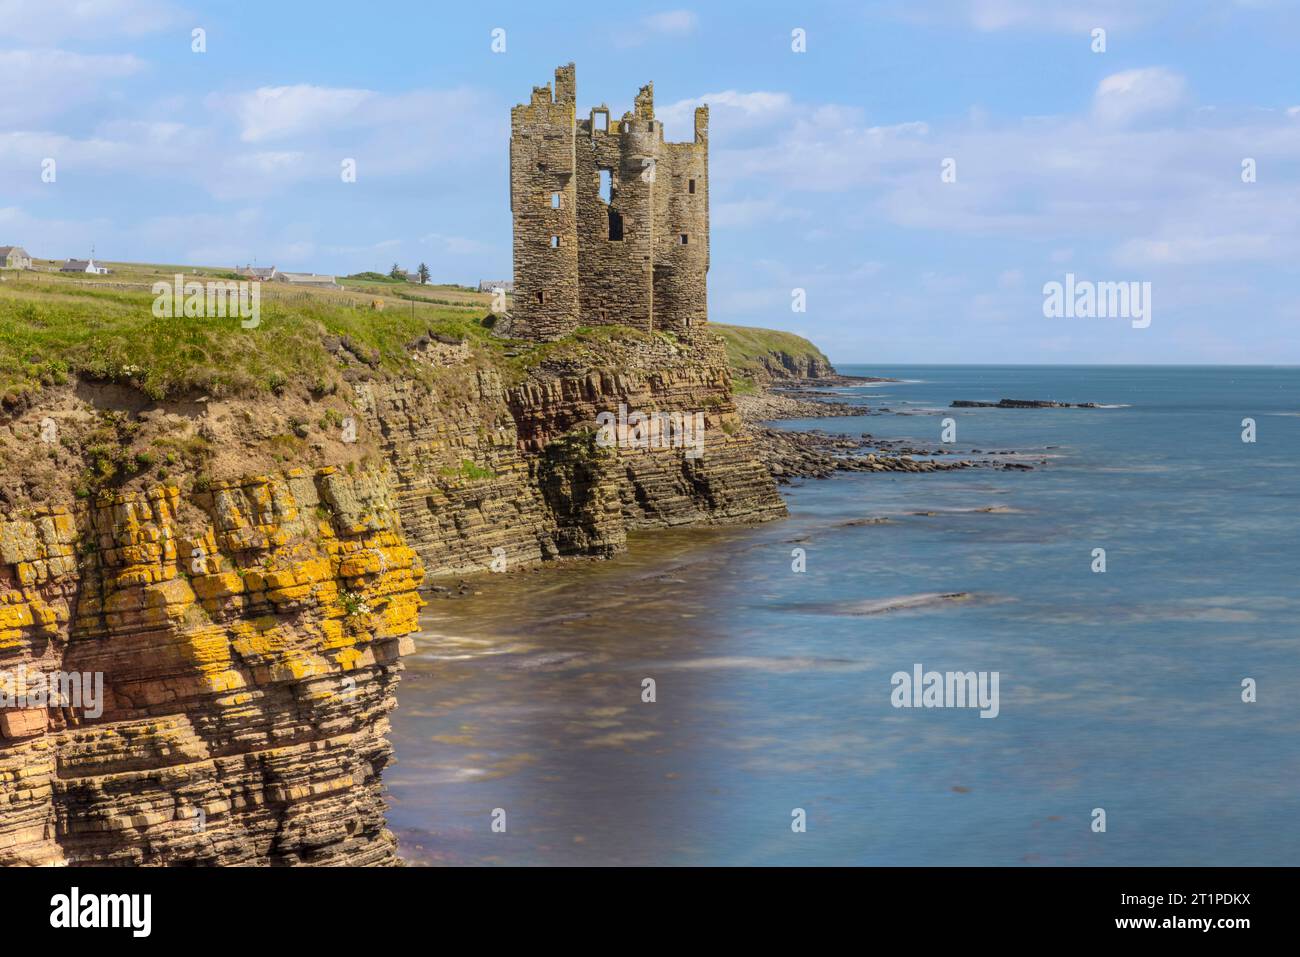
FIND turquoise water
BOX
[386,366,1300,865]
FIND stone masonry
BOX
[510,63,709,340]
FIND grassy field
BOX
[0,261,821,407]
[0,262,505,405]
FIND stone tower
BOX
[510,64,709,341]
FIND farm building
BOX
[60,258,110,275]
[275,272,339,288]
[0,246,32,269]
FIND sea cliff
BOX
[0,308,785,865]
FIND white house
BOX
[60,258,110,275]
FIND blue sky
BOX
[3,0,1300,363]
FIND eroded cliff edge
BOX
[0,326,784,865]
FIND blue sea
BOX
[386,366,1300,865]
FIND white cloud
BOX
[643,10,698,35]
[0,49,145,123]
[712,197,810,228]
[1092,68,1188,127]
[880,0,1172,33]
[211,85,374,143]
[659,91,793,140]
[1113,233,1282,267]
[0,0,181,43]
[615,9,699,46]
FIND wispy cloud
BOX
[0,0,182,42]
[0,49,145,124]
[615,9,700,47]
[643,9,698,34]
[211,85,374,144]
[878,0,1173,33]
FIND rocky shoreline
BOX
[741,380,1038,482]
[734,375,896,422]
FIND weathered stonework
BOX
[511,63,709,340]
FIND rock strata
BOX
[0,327,786,866]
[1,468,425,865]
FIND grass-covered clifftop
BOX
[0,263,500,405]
[711,322,837,392]
[0,264,831,408]
[0,261,819,509]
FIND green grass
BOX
[340,272,407,284]
[439,458,496,481]
[0,262,829,407]
[0,264,504,404]
[710,322,832,382]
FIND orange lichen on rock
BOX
[0,466,423,866]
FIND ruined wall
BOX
[576,103,655,332]
[510,64,579,341]
[511,65,709,340]
[651,107,709,333]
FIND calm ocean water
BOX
[386,366,1300,865]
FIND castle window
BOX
[592,109,609,132]
[679,233,689,245]
[598,169,612,204]
[550,235,561,248]
[688,179,696,194]
[608,208,623,241]
[550,192,561,209]
[537,290,545,304]
[537,163,547,172]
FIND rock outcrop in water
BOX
[0,328,783,865]
[951,399,1100,408]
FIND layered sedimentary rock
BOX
[0,468,424,865]
[364,328,784,579]
[0,325,785,866]
[506,333,784,529]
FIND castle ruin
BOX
[509,63,709,340]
